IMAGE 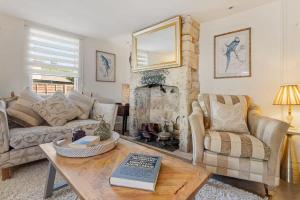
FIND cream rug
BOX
[0,160,267,200]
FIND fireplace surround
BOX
[129,16,200,152]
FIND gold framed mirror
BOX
[132,16,182,72]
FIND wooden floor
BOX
[214,175,300,200]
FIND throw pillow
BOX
[6,87,44,126]
[68,91,94,120]
[91,102,117,130]
[210,101,249,134]
[32,91,81,126]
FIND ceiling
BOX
[0,0,275,39]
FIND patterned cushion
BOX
[7,87,44,126]
[204,130,271,160]
[91,102,117,130]
[68,91,94,120]
[198,94,249,129]
[210,101,249,133]
[32,92,81,126]
[9,126,72,149]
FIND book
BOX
[109,153,161,191]
[68,136,100,149]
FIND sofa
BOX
[188,94,289,193]
[0,96,118,180]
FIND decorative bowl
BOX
[53,131,120,158]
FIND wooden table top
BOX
[40,139,210,200]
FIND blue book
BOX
[109,153,162,191]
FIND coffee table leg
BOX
[44,162,57,199]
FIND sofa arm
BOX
[188,101,206,165]
[248,109,289,184]
[0,100,9,153]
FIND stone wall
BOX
[129,15,200,152]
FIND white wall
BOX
[285,0,300,128]
[82,37,131,102]
[0,14,28,97]
[0,13,131,102]
[199,1,282,119]
[199,0,300,168]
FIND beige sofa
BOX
[0,99,118,180]
[188,94,289,193]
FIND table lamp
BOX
[273,84,300,126]
[121,84,130,105]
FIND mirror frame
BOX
[132,16,182,72]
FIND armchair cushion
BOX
[204,130,271,160]
[198,94,249,129]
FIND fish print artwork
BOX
[96,51,116,82]
[214,28,251,78]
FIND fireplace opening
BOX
[134,85,180,152]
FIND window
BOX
[26,27,80,95]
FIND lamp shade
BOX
[122,84,130,105]
[273,84,300,105]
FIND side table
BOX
[280,128,300,184]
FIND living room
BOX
[0,0,299,199]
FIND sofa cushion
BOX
[204,130,271,160]
[9,126,72,149]
[7,87,44,126]
[65,119,99,135]
[32,91,81,126]
[198,94,249,129]
[68,91,94,120]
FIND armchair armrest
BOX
[248,109,289,183]
[188,101,206,165]
[0,100,9,153]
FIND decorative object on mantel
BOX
[132,16,182,72]
[96,50,116,82]
[140,70,169,87]
[273,84,300,127]
[93,114,112,141]
[214,28,251,79]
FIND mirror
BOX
[132,16,182,72]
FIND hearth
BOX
[135,122,180,152]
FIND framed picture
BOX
[96,50,116,82]
[214,28,251,79]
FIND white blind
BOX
[26,27,80,77]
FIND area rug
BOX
[0,160,267,200]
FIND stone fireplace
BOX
[129,16,200,152]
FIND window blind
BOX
[26,27,80,77]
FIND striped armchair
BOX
[188,94,289,193]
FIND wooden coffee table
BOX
[40,138,210,200]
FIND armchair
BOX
[189,94,289,193]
